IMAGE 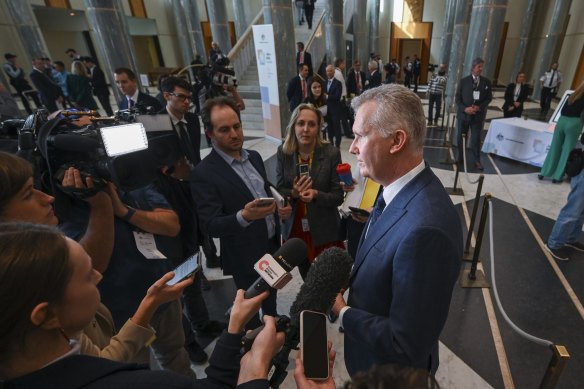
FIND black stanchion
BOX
[463,174,485,261]
[437,92,446,131]
[440,113,456,165]
[539,344,570,389]
[460,193,490,288]
[445,164,464,196]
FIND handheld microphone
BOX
[244,238,307,299]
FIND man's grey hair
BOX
[351,84,426,152]
[472,57,485,68]
[368,61,377,70]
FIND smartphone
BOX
[300,310,329,380]
[166,253,201,286]
[256,197,275,207]
[298,163,310,178]
[348,206,371,218]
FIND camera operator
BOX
[197,58,245,147]
[114,67,163,112]
[155,76,226,364]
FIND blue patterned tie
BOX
[368,195,386,229]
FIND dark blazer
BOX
[343,166,462,376]
[286,75,305,112]
[118,91,164,112]
[191,148,280,276]
[67,74,98,110]
[90,66,110,96]
[296,51,313,76]
[456,74,492,123]
[30,68,62,111]
[4,332,268,389]
[347,70,366,96]
[365,70,382,90]
[502,83,528,118]
[276,143,344,246]
[325,78,343,120]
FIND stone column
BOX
[84,0,141,103]
[463,0,509,81]
[4,0,50,59]
[532,0,572,100]
[353,0,369,66]
[324,0,344,64]
[444,0,473,112]
[368,0,381,56]
[171,0,194,67]
[182,0,206,59]
[509,0,537,83]
[263,0,296,135]
[232,0,247,39]
[439,0,456,65]
[206,0,232,54]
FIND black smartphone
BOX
[348,206,371,218]
[300,310,329,380]
[298,163,310,178]
[166,253,201,286]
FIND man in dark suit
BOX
[114,67,163,112]
[3,53,41,114]
[347,60,366,97]
[456,57,492,170]
[303,0,316,29]
[296,42,313,76]
[365,60,382,90]
[325,64,343,147]
[502,71,528,118]
[191,96,292,329]
[332,84,462,376]
[286,64,309,113]
[83,57,113,116]
[29,57,62,113]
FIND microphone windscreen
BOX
[289,247,352,327]
[273,238,308,271]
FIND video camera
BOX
[198,56,238,90]
[16,107,182,200]
[428,63,438,72]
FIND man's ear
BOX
[163,91,171,102]
[30,302,61,330]
[389,129,408,154]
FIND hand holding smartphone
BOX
[166,253,201,286]
[300,310,329,380]
[256,197,275,207]
[348,206,371,218]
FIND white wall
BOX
[145,0,181,67]
[422,0,445,65]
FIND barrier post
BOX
[460,193,490,288]
[438,91,446,131]
[463,174,485,261]
[445,164,464,196]
[539,344,570,389]
[440,113,456,164]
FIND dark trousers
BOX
[413,73,419,92]
[428,93,442,124]
[181,272,210,345]
[540,86,556,114]
[457,118,484,164]
[304,6,314,28]
[96,93,114,116]
[327,114,342,147]
[340,101,352,136]
[404,72,412,88]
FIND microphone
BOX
[244,238,307,299]
[47,134,101,152]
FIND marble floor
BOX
[190,90,583,388]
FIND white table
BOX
[482,118,553,167]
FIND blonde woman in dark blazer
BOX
[276,103,345,279]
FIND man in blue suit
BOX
[325,64,343,147]
[114,67,163,112]
[191,96,291,328]
[332,84,462,376]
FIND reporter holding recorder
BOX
[276,103,345,280]
[0,223,284,388]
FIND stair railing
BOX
[227,10,264,78]
[305,11,326,79]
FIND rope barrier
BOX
[461,134,481,185]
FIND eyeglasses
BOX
[169,92,193,102]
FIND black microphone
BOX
[244,238,307,299]
[48,134,101,152]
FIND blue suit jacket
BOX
[325,78,343,120]
[343,165,462,375]
[190,148,280,276]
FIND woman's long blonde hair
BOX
[282,103,327,155]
